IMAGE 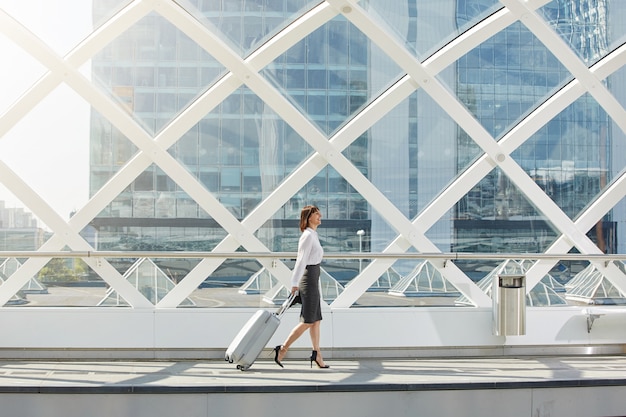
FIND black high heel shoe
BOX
[310,350,329,369]
[273,345,284,368]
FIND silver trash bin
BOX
[492,274,526,336]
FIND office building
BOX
[89,0,623,281]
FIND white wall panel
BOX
[1,306,624,358]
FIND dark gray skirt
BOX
[298,264,322,323]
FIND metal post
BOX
[356,229,364,273]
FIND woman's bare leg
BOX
[308,321,327,366]
[309,320,321,351]
[278,322,311,361]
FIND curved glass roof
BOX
[0,0,625,309]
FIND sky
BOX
[0,1,92,223]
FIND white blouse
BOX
[290,227,324,287]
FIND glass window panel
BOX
[285,69,305,89]
[156,170,176,192]
[286,42,305,64]
[329,94,348,117]
[454,22,573,139]
[453,168,561,251]
[539,0,616,65]
[156,194,176,218]
[307,94,327,116]
[177,198,198,218]
[221,195,241,218]
[308,70,327,89]
[113,66,133,85]
[7,259,109,307]
[134,171,154,192]
[177,0,320,57]
[242,197,261,218]
[243,119,260,148]
[157,92,177,113]
[158,22,177,60]
[134,193,155,217]
[178,35,198,60]
[177,128,199,166]
[90,170,111,193]
[221,168,241,191]
[309,30,328,65]
[0,188,49,249]
[158,67,176,87]
[110,195,132,218]
[243,168,262,192]
[223,92,242,113]
[199,118,220,165]
[199,170,219,193]
[329,174,348,193]
[135,92,155,113]
[200,64,223,86]
[609,66,626,111]
[360,0,501,58]
[221,118,241,165]
[91,12,226,135]
[329,70,348,89]
[514,94,612,220]
[329,20,349,65]
[262,16,403,136]
[136,64,156,84]
[179,67,198,87]
[309,173,327,194]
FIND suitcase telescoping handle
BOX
[275,291,298,318]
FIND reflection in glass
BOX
[177,0,321,57]
[262,14,403,136]
[91,12,226,135]
[0,0,624,310]
[455,22,572,139]
[514,94,611,220]
[361,0,502,58]
[539,0,610,65]
[453,168,560,253]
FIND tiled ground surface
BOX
[1,355,625,393]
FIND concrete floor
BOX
[1,354,626,391]
[1,355,626,417]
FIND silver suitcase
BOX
[225,293,296,371]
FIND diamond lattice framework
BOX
[0,0,624,309]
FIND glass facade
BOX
[0,0,625,309]
[85,0,623,299]
[88,3,383,270]
[96,6,618,229]
[454,4,615,252]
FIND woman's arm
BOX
[290,231,313,287]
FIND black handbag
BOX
[289,292,301,307]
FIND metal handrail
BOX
[1,251,625,261]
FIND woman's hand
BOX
[291,286,298,295]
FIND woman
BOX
[274,205,329,369]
